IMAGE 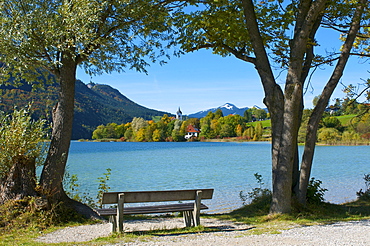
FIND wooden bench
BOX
[96,189,214,232]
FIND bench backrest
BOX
[101,189,214,204]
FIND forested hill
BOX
[0,80,171,139]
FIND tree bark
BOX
[38,51,100,219]
[40,51,76,202]
[241,0,289,213]
[292,11,324,197]
[297,0,366,205]
[0,156,37,204]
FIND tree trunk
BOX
[270,81,303,213]
[40,51,76,202]
[0,156,37,204]
[268,0,327,213]
[39,51,100,219]
[268,0,329,213]
[262,84,285,214]
[297,0,366,205]
[241,0,294,213]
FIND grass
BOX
[246,114,356,129]
[336,114,357,126]
[221,198,370,227]
[1,195,370,246]
[0,198,96,246]
[247,119,271,128]
[245,114,358,128]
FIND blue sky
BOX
[76,29,370,116]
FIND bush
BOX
[361,133,370,140]
[357,174,370,201]
[341,131,361,144]
[306,177,327,204]
[240,173,271,205]
[318,127,341,144]
[63,168,112,209]
[0,107,48,179]
[322,116,343,131]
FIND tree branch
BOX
[221,44,256,64]
[189,43,256,64]
[240,0,276,90]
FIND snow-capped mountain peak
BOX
[221,103,236,110]
[187,103,268,118]
[188,103,248,118]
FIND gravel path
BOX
[36,218,370,245]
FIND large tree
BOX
[174,0,368,213]
[0,0,179,217]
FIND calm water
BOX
[65,141,370,213]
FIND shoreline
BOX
[77,138,370,146]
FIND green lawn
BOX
[336,114,357,126]
[247,119,271,128]
[247,114,356,128]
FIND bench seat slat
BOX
[96,202,208,216]
[102,189,214,204]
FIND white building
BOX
[176,107,183,121]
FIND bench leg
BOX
[183,211,194,227]
[193,190,202,226]
[117,193,125,232]
[109,215,117,232]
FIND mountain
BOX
[0,80,171,139]
[188,103,250,118]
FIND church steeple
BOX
[176,107,183,121]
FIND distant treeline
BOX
[92,100,370,145]
[92,108,269,142]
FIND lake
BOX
[65,141,370,213]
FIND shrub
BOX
[306,177,327,204]
[63,168,112,209]
[240,173,271,205]
[322,116,343,131]
[0,107,48,179]
[318,127,341,144]
[341,131,361,144]
[357,174,370,201]
[63,170,97,208]
[97,168,112,207]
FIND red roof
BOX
[186,125,200,133]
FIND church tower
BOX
[176,107,183,121]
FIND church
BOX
[176,107,182,121]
